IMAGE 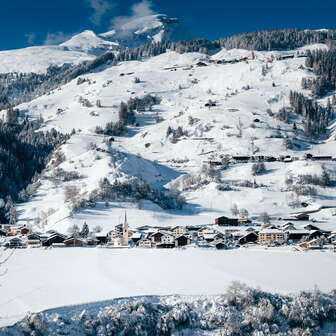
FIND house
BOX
[175,235,190,247]
[238,218,252,225]
[138,239,153,248]
[304,224,320,231]
[19,226,30,235]
[298,238,323,250]
[157,234,175,248]
[281,222,296,230]
[286,230,310,241]
[42,233,66,247]
[0,229,7,236]
[232,156,251,163]
[258,229,286,244]
[95,233,108,244]
[311,156,332,161]
[130,232,143,244]
[7,237,26,248]
[27,233,42,241]
[196,62,207,67]
[171,226,188,237]
[27,239,41,247]
[214,241,227,250]
[238,232,258,245]
[150,231,165,244]
[291,213,309,221]
[203,232,223,243]
[64,238,85,247]
[215,216,239,226]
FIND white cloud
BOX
[86,0,118,26]
[43,32,71,45]
[25,32,37,45]
[110,0,156,37]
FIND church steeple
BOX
[122,211,129,246]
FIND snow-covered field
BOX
[0,247,335,327]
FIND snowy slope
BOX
[0,46,94,74]
[7,44,335,234]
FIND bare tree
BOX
[237,118,243,137]
[259,212,270,225]
[230,203,239,216]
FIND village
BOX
[0,211,335,253]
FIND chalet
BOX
[175,235,190,247]
[291,213,309,221]
[311,156,332,161]
[238,218,252,225]
[281,222,296,230]
[130,232,143,244]
[171,226,187,237]
[205,101,217,107]
[0,229,7,236]
[157,234,175,248]
[0,224,11,231]
[215,216,239,226]
[299,238,323,250]
[138,239,153,248]
[238,232,258,245]
[150,231,165,244]
[196,62,207,67]
[7,237,26,248]
[276,54,294,60]
[18,226,30,235]
[308,230,324,240]
[64,238,85,247]
[232,156,251,163]
[27,239,41,247]
[42,233,66,247]
[286,230,310,241]
[27,233,42,241]
[304,224,320,231]
[85,238,99,246]
[204,232,223,243]
[95,233,108,244]
[214,241,227,250]
[258,229,286,244]
[198,227,216,238]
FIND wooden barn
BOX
[215,216,239,226]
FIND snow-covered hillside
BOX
[6,44,335,234]
[0,46,95,74]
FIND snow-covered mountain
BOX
[100,14,194,48]
[1,41,333,235]
[60,30,118,55]
[0,14,192,74]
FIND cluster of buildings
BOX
[0,214,335,252]
[208,154,335,167]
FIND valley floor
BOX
[0,246,335,328]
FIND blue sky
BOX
[1,0,335,50]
